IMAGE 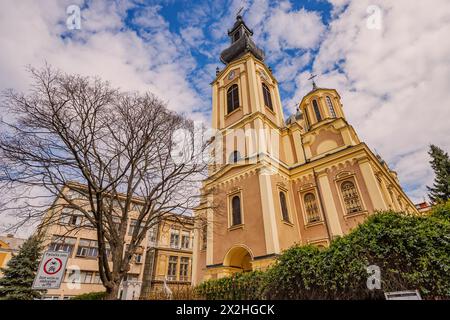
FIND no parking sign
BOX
[32,251,69,289]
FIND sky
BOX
[0,0,449,236]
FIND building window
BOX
[341,181,363,214]
[128,219,144,236]
[125,274,139,282]
[76,271,93,284]
[262,83,273,110]
[76,239,98,258]
[167,256,178,281]
[325,96,336,118]
[231,195,242,226]
[148,226,157,247]
[93,273,102,284]
[279,191,290,222]
[227,84,239,114]
[59,209,82,226]
[170,229,180,248]
[233,31,240,42]
[312,99,322,122]
[181,231,190,249]
[229,150,240,164]
[135,254,143,264]
[304,193,320,223]
[179,257,189,281]
[201,224,207,250]
[48,236,76,256]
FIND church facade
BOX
[192,15,417,284]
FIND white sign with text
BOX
[32,251,69,289]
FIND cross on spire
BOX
[308,73,318,90]
[236,7,244,18]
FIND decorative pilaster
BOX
[258,169,280,254]
[358,157,388,211]
[317,170,343,237]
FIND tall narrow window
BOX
[304,193,320,223]
[229,150,240,164]
[179,257,190,281]
[227,84,239,114]
[233,31,240,42]
[341,181,362,214]
[181,231,190,249]
[279,191,290,222]
[312,100,322,122]
[262,83,273,110]
[201,224,207,250]
[167,256,178,281]
[326,96,336,118]
[170,229,180,248]
[231,195,242,226]
[128,219,144,236]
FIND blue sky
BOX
[0,0,450,214]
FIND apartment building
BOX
[140,217,194,298]
[39,185,194,300]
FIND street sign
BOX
[32,251,69,289]
[384,290,422,300]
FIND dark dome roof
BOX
[220,33,265,64]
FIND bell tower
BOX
[211,15,285,132]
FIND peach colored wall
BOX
[269,175,301,250]
[310,129,344,157]
[224,108,244,128]
[211,172,266,265]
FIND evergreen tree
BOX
[0,235,45,300]
[427,144,450,204]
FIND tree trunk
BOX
[105,281,121,300]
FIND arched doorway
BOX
[223,245,253,273]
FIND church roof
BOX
[220,15,265,64]
[0,235,26,251]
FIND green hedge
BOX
[195,271,266,300]
[71,291,108,300]
[196,203,450,300]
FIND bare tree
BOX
[0,65,212,299]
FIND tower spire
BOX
[220,13,265,64]
[308,73,318,90]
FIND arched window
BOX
[233,31,240,43]
[227,84,239,114]
[262,83,273,110]
[231,195,242,226]
[201,224,207,250]
[304,193,320,223]
[229,150,240,164]
[279,192,290,222]
[325,96,336,118]
[341,181,362,214]
[312,99,322,122]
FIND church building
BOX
[192,15,417,284]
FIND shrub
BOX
[71,291,108,300]
[196,205,450,300]
[195,271,266,300]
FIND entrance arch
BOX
[223,245,253,272]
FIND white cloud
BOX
[264,4,325,53]
[0,0,204,115]
[180,26,205,47]
[308,0,450,202]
